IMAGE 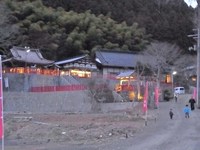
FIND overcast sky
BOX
[184,0,197,8]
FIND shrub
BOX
[163,89,171,101]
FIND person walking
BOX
[174,94,178,102]
[183,104,190,118]
[169,109,174,119]
[189,97,196,110]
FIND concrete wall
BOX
[3,91,141,114]
[100,101,140,113]
[3,74,81,92]
[3,91,92,113]
[2,74,142,114]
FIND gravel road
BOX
[106,94,200,150]
[102,94,200,150]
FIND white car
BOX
[174,87,185,94]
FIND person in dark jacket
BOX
[169,109,174,119]
[189,97,196,110]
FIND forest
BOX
[0,0,196,60]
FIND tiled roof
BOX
[55,55,87,65]
[54,55,97,70]
[10,46,54,65]
[116,70,135,78]
[95,50,142,68]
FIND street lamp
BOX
[25,46,30,53]
[24,46,30,69]
[172,71,177,93]
[24,46,30,91]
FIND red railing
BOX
[30,84,87,92]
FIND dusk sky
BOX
[184,0,197,8]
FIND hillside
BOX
[0,0,196,60]
[0,1,19,53]
[42,0,195,51]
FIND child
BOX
[169,109,174,119]
[183,104,190,118]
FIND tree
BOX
[5,0,149,60]
[142,41,181,89]
[134,61,146,101]
[43,0,195,52]
[174,54,196,74]
[173,54,196,87]
[0,1,20,52]
[86,77,114,112]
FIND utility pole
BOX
[197,0,200,108]
[188,1,200,108]
[188,30,199,108]
[197,28,200,108]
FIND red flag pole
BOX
[155,86,159,108]
[154,86,160,122]
[0,55,4,150]
[192,87,197,100]
[143,81,148,126]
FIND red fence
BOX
[30,84,87,92]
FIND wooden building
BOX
[3,46,56,75]
[95,50,171,84]
[95,50,142,78]
[54,55,97,78]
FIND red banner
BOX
[155,86,159,108]
[192,87,197,100]
[0,93,2,139]
[143,82,148,112]
[0,56,3,139]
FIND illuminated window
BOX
[166,74,171,83]
[70,69,91,78]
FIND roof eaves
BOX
[55,55,87,65]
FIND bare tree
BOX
[142,41,181,88]
[174,54,196,79]
[135,61,146,101]
[87,77,114,112]
[173,54,197,89]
